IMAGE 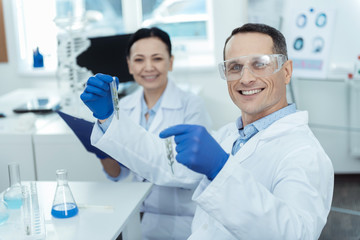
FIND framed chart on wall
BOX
[0,0,8,63]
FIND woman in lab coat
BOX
[98,27,212,240]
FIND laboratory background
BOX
[0,0,359,239]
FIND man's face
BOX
[224,32,292,126]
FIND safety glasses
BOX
[218,54,288,81]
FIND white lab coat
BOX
[92,108,334,239]
[109,79,212,240]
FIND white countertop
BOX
[0,181,152,240]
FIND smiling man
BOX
[84,23,334,239]
[159,23,334,239]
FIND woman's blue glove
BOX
[80,73,118,120]
[160,124,229,180]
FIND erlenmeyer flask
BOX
[51,169,78,218]
[3,162,23,209]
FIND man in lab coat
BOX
[81,23,334,239]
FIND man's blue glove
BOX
[159,124,229,180]
[80,73,118,120]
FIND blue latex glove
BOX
[80,73,118,120]
[160,124,229,180]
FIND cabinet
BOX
[293,78,360,173]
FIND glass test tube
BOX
[110,77,119,119]
[22,186,31,235]
[165,138,175,174]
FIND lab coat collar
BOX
[231,111,309,163]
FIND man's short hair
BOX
[223,23,288,60]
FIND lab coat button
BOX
[240,143,244,147]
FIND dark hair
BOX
[126,27,172,57]
[223,23,288,60]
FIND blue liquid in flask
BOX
[51,203,78,218]
[4,196,22,209]
[4,162,23,209]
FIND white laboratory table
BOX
[0,181,153,240]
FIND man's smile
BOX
[240,88,264,96]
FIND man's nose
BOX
[239,66,256,84]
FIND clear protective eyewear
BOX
[218,54,288,81]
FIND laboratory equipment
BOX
[0,200,9,225]
[21,183,46,238]
[160,124,229,180]
[33,47,44,68]
[110,77,119,120]
[3,162,23,209]
[51,169,79,218]
[165,138,175,174]
[54,0,91,109]
[56,30,92,107]
[13,97,61,113]
[22,185,31,235]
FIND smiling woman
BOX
[0,0,8,63]
[80,27,212,240]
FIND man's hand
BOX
[160,124,229,180]
[80,73,118,120]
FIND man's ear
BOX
[283,60,293,85]
[169,55,174,72]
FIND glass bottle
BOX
[51,169,78,218]
[3,162,23,209]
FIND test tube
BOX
[21,185,31,236]
[165,138,175,174]
[110,77,119,120]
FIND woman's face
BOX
[127,37,174,93]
